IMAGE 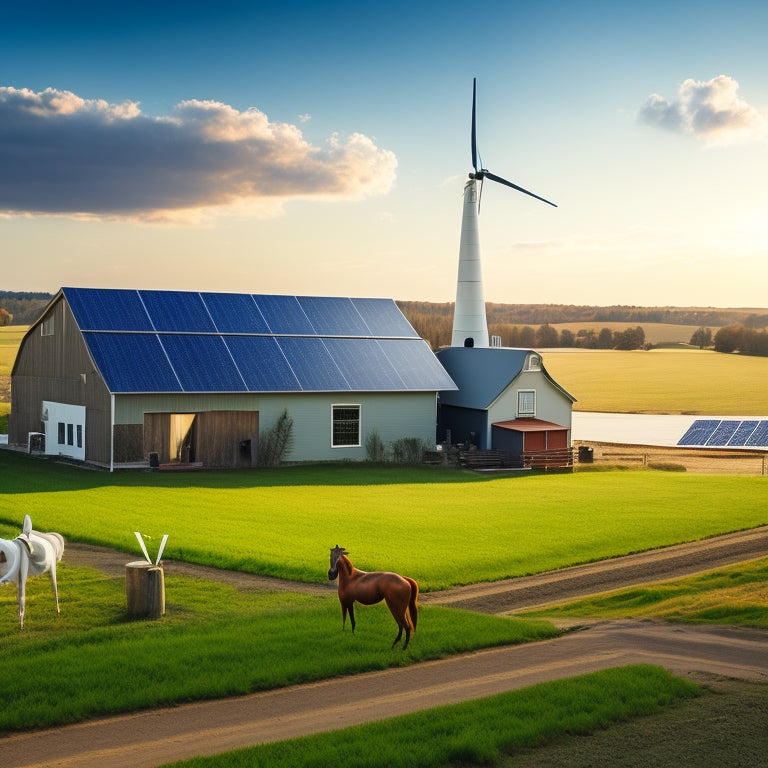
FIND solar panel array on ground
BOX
[677,419,768,448]
[64,288,456,395]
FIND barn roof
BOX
[59,288,457,395]
[436,346,574,409]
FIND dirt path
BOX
[4,528,768,768]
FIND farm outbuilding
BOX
[9,288,456,469]
[436,346,576,467]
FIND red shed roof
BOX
[493,418,567,432]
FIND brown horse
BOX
[328,545,418,649]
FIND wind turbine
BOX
[450,78,557,348]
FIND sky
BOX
[2,0,767,308]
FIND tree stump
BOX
[125,560,166,618]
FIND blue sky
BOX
[2,1,767,307]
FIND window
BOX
[518,390,536,416]
[332,405,360,447]
[41,316,54,336]
[58,422,65,444]
[76,424,83,448]
[67,423,74,446]
[525,354,541,371]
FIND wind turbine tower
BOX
[451,79,557,348]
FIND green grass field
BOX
[162,666,700,768]
[543,348,768,414]
[2,451,767,590]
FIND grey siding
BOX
[114,391,437,463]
[9,298,112,464]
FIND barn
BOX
[436,346,576,467]
[9,288,456,469]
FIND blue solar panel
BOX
[378,339,458,390]
[254,295,315,335]
[83,333,180,392]
[160,335,247,392]
[351,298,419,338]
[276,337,349,391]
[296,296,370,336]
[323,338,405,390]
[65,288,153,332]
[728,420,759,446]
[677,420,718,446]
[139,291,217,333]
[202,293,270,334]
[746,421,768,447]
[705,420,740,446]
[223,336,300,391]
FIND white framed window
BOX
[525,353,541,371]
[332,405,360,447]
[518,390,536,417]
[41,316,54,336]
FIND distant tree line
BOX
[397,300,766,329]
[0,291,54,325]
[713,325,768,356]
[400,309,647,351]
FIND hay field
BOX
[543,348,768,415]
[549,321,704,346]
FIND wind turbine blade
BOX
[485,171,557,207]
[471,78,478,173]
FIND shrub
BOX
[257,409,294,467]
[365,429,387,461]
[390,437,428,463]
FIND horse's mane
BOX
[337,554,354,576]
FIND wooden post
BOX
[125,560,165,618]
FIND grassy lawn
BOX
[521,556,768,629]
[0,555,556,733]
[161,666,700,768]
[543,348,768,414]
[1,451,767,590]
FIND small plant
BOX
[257,409,294,467]
[390,437,428,463]
[365,429,386,462]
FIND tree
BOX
[690,327,712,349]
[597,328,614,349]
[714,325,742,353]
[613,326,645,350]
[535,323,559,348]
[559,328,575,347]
[0,308,12,326]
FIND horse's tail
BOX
[405,576,419,633]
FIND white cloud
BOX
[638,75,767,145]
[0,86,397,221]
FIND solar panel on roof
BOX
[253,295,315,335]
[323,338,405,390]
[297,296,370,337]
[677,419,718,446]
[66,288,153,332]
[276,337,349,391]
[83,332,180,392]
[706,420,740,446]
[139,291,217,333]
[351,298,419,338]
[202,293,270,334]
[746,421,768,447]
[223,336,300,391]
[378,339,458,390]
[160,335,246,392]
[727,420,759,446]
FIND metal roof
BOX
[436,346,575,409]
[493,418,568,432]
[61,288,457,395]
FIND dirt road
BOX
[4,527,768,768]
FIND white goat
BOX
[0,514,65,628]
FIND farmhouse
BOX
[436,346,575,464]
[9,288,456,469]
